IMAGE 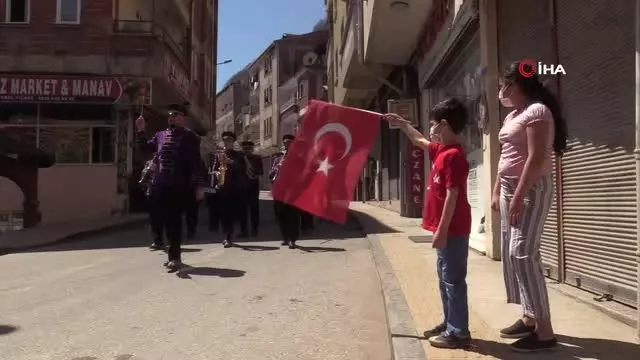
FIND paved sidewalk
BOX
[0,214,147,253]
[351,202,640,360]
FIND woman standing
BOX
[491,61,568,352]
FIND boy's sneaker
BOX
[510,333,558,353]
[428,332,471,349]
[500,319,535,339]
[423,323,447,338]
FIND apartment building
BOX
[239,30,329,185]
[214,72,250,142]
[0,0,215,227]
[327,0,640,333]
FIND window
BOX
[0,103,116,164]
[263,87,272,108]
[57,0,81,24]
[191,51,199,82]
[92,127,116,163]
[263,117,272,139]
[264,56,272,75]
[6,0,29,23]
[297,82,305,99]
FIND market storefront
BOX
[0,74,146,225]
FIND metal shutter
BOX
[556,0,637,306]
[540,157,560,280]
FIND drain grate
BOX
[408,235,432,243]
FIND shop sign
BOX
[407,143,425,208]
[0,74,123,103]
[387,98,418,129]
[163,55,191,101]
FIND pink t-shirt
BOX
[498,102,555,178]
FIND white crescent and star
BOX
[313,122,352,176]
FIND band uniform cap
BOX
[167,103,188,116]
[221,131,236,140]
[241,140,255,146]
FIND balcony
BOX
[363,0,433,65]
[337,1,389,105]
[113,20,189,68]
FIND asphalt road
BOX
[0,199,390,360]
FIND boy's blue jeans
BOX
[437,235,470,337]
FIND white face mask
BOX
[498,87,514,108]
[429,123,443,143]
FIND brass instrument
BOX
[215,150,229,189]
[139,154,157,196]
[270,149,286,183]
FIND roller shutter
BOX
[540,157,560,280]
[556,0,637,306]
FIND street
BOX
[0,198,390,360]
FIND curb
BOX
[351,211,427,360]
[0,218,147,256]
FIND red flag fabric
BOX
[271,100,381,224]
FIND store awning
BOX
[0,133,55,168]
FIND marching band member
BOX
[135,103,206,272]
[210,131,249,248]
[204,148,222,233]
[269,134,300,248]
[240,140,263,236]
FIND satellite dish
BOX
[302,52,318,66]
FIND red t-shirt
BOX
[422,143,472,236]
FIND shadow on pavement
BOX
[391,333,426,340]
[176,266,246,279]
[469,335,640,359]
[0,324,19,335]
[233,244,279,251]
[9,198,400,253]
[296,245,346,252]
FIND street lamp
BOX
[217,59,232,65]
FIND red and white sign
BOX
[163,55,191,101]
[0,74,123,103]
[407,143,425,208]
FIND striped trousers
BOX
[500,175,553,320]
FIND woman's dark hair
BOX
[503,61,568,156]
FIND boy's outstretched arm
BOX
[381,114,430,149]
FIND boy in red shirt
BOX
[383,98,472,349]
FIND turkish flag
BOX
[272,100,381,224]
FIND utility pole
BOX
[211,0,219,134]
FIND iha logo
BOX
[518,59,566,77]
